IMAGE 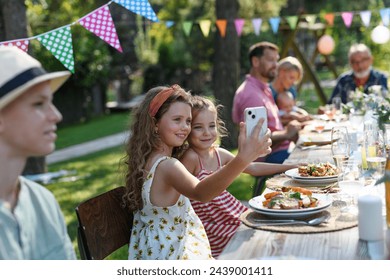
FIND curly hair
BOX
[190,95,228,139]
[123,85,192,211]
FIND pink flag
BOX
[78,5,122,52]
[0,39,29,52]
[341,12,354,28]
[234,19,245,37]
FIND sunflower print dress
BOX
[128,156,213,260]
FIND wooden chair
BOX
[75,186,133,260]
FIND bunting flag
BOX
[37,26,75,73]
[78,5,123,53]
[341,12,354,28]
[380,8,390,26]
[234,19,245,37]
[252,18,262,36]
[3,0,390,74]
[182,21,193,37]
[269,17,280,34]
[286,16,298,29]
[0,39,29,52]
[165,20,175,28]
[360,11,371,27]
[216,19,227,37]
[199,20,211,37]
[112,0,159,22]
[324,13,335,26]
[305,15,316,26]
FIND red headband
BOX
[149,84,181,117]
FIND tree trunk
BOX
[213,0,240,150]
[0,0,46,174]
[0,0,27,40]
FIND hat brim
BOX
[0,71,71,110]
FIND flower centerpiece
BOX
[342,86,365,114]
[343,85,390,129]
[377,96,390,130]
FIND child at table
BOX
[180,95,298,258]
[276,90,311,125]
[124,85,272,260]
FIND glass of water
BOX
[363,128,386,185]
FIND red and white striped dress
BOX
[191,148,248,258]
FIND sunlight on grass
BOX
[55,112,131,149]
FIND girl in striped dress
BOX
[180,96,298,258]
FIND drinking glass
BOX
[314,120,326,134]
[331,126,350,169]
[332,97,342,122]
[324,104,335,121]
[337,160,365,216]
[363,128,386,184]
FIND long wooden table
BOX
[219,124,388,260]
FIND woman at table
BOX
[270,56,311,125]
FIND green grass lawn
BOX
[55,111,131,149]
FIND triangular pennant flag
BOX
[79,6,123,53]
[252,18,262,36]
[305,15,316,26]
[380,8,390,26]
[182,21,193,37]
[216,19,227,37]
[199,20,211,37]
[113,0,158,22]
[341,12,354,28]
[37,26,75,73]
[0,39,29,52]
[360,10,371,27]
[234,19,245,37]
[324,13,335,26]
[286,16,298,29]
[165,21,174,28]
[269,17,280,34]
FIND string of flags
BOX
[1,1,390,73]
[0,0,159,73]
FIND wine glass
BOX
[324,104,335,121]
[331,126,350,169]
[363,128,386,187]
[332,97,342,123]
[314,120,326,134]
[337,160,365,217]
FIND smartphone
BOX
[244,106,268,138]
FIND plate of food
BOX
[248,187,332,218]
[284,163,339,184]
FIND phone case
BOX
[244,106,268,138]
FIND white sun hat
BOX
[0,46,71,110]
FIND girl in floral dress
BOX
[180,96,298,258]
[124,85,271,260]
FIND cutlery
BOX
[252,214,330,226]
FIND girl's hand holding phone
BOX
[237,119,272,164]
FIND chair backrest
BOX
[75,186,133,260]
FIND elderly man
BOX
[232,41,301,164]
[328,43,388,104]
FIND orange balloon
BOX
[317,35,335,55]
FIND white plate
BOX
[284,168,338,184]
[248,194,332,218]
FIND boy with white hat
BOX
[0,46,76,259]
